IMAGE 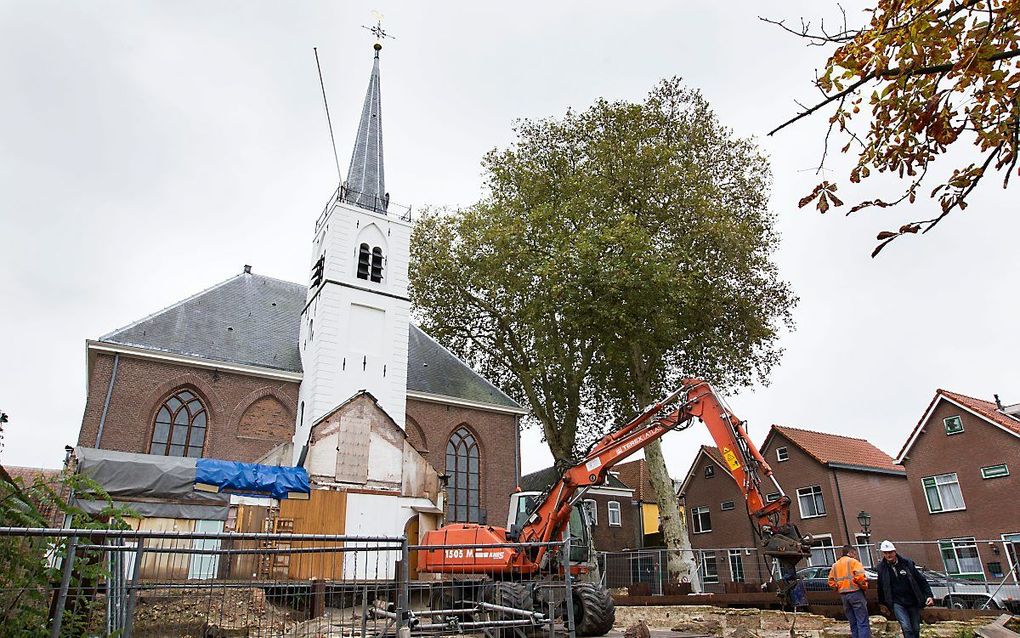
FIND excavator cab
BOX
[507,491,597,571]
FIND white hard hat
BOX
[880,540,897,552]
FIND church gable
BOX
[304,392,440,500]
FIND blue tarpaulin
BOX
[195,459,310,500]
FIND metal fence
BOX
[599,540,1020,612]
[0,527,575,638]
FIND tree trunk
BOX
[644,439,702,592]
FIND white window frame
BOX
[728,549,745,582]
[939,537,984,577]
[583,499,598,526]
[855,534,874,569]
[720,500,735,511]
[807,534,836,567]
[607,500,622,527]
[699,550,719,584]
[776,446,789,462]
[923,473,966,513]
[944,415,964,435]
[691,506,712,534]
[797,485,826,519]
[981,464,1009,480]
[1002,533,1020,585]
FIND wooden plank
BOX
[280,490,347,580]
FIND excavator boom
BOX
[419,379,808,581]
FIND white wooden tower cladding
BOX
[294,42,411,461]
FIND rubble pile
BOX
[614,605,1001,638]
[131,587,300,637]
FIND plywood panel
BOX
[280,490,347,580]
[135,517,195,581]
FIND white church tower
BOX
[294,41,411,461]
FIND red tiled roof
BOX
[896,388,1020,461]
[771,425,901,473]
[3,465,62,485]
[938,390,1020,436]
[615,459,657,503]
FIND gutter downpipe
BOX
[95,353,120,448]
[832,468,852,547]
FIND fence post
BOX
[122,538,146,638]
[563,538,577,638]
[397,536,410,637]
[49,534,78,638]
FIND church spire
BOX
[343,42,386,213]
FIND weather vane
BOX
[363,11,395,45]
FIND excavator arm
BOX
[513,379,808,570]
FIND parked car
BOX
[916,567,1020,610]
[795,565,878,591]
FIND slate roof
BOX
[407,325,521,409]
[101,271,306,373]
[768,425,902,473]
[343,46,386,212]
[520,465,631,493]
[98,269,521,411]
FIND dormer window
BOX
[357,243,384,283]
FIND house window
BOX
[728,549,745,582]
[721,500,735,511]
[705,465,715,478]
[944,416,964,435]
[939,537,983,577]
[584,499,598,526]
[923,473,965,513]
[776,447,789,462]
[699,550,719,584]
[607,501,622,526]
[691,506,712,534]
[981,464,1009,479]
[446,427,481,523]
[766,492,781,503]
[797,485,826,518]
[855,534,874,568]
[808,536,836,567]
[150,389,207,458]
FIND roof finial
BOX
[362,11,394,55]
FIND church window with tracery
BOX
[446,427,481,523]
[150,389,207,458]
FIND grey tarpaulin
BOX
[74,499,229,520]
[73,447,229,520]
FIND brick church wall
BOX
[79,352,299,463]
[405,398,519,528]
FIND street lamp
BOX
[857,511,873,566]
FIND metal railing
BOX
[599,540,1020,612]
[0,527,576,638]
[315,183,413,232]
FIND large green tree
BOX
[410,78,795,584]
[766,1,1020,255]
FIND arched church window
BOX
[150,389,207,458]
[446,427,481,523]
[370,247,384,283]
[357,243,371,280]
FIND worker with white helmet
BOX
[876,540,934,638]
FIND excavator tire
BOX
[493,582,536,638]
[572,582,615,637]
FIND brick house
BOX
[895,389,1020,581]
[679,427,922,590]
[614,459,670,547]
[518,466,638,552]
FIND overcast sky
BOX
[2,2,1018,478]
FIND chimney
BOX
[995,394,1004,410]
[243,264,252,274]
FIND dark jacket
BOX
[877,555,934,608]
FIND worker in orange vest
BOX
[828,545,871,638]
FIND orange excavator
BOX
[419,379,809,635]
